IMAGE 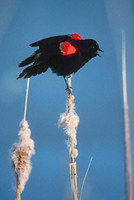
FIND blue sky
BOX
[0,0,134,199]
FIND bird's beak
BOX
[96,48,103,57]
[98,48,103,52]
[96,52,101,57]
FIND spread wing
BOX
[30,34,71,47]
[18,34,82,79]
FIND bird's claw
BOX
[68,74,72,79]
[65,86,73,95]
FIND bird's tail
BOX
[17,62,48,79]
[17,50,48,79]
[19,50,40,67]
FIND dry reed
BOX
[59,75,79,200]
[10,78,35,200]
[10,120,35,200]
[122,30,132,200]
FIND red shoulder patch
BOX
[70,33,82,40]
[59,41,76,55]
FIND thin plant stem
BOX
[24,78,30,121]
[122,30,132,200]
[79,157,93,200]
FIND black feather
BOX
[17,62,48,79]
[19,50,40,67]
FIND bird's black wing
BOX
[30,34,71,47]
[17,61,48,79]
[18,35,83,79]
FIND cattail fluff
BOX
[10,120,35,193]
[59,95,79,158]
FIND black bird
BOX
[17,33,102,90]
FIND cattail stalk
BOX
[15,180,21,200]
[68,76,78,200]
[15,78,30,200]
[59,75,79,200]
[122,30,132,200]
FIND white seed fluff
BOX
[10,120,35,193]
[59,95,79,158]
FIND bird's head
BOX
[86,39,103,57]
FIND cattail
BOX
[59,75,79,200]
[59,94,79,159]
[59,76,79,160]
[10,120,35,195]
[10,78,35,200]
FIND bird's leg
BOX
[64,76,72,95]
[67,75,73,91]
[68,74,71,79]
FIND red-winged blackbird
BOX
[17,33,102,89]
